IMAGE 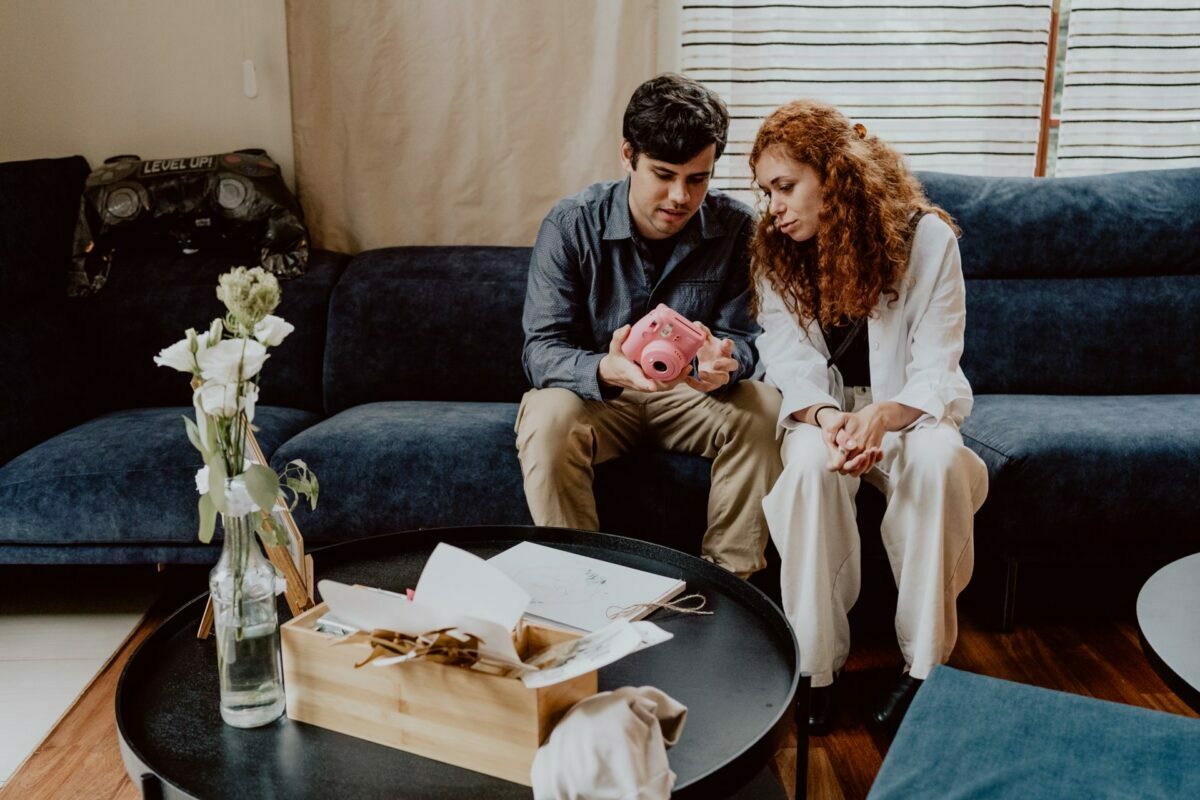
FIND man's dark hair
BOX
[622,74,729,167]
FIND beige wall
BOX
[287,0,668,250]
[0,0,295,188]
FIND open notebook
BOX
[487,541,686,633]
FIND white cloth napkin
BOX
[531,686,687,800]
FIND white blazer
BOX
[756,213,974,433]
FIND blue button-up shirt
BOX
[522,176,760,401]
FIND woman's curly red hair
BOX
[749,101,959,327]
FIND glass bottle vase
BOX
[209,512,285,728]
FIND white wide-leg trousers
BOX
[763,401,988,688]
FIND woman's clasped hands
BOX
[817,405,887,477]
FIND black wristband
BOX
[812,405,838,427]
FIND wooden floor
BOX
[3,563,1195,800]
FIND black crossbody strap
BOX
[826,317,866,368]
[824,210,927,369]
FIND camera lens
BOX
[652,361,668,374]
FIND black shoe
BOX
[873,673,923,733]
[808,682,835,734]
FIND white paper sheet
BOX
[488,542,686,632]
[520,620,673,689]
[414,542,531,633]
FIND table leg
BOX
[795,677,810,800]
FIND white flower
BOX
[242,382,259,423]
[209,318,224,344]
[196,338,268,383]
[254,315,294,347]
[194,460,253,495]
[154,336,195,373]
[155,327,215,374]
[224,476,260,517]
[197,380,259,422]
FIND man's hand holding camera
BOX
[599,319,738,394]
[599,324,690,392]
[685,321,738,392]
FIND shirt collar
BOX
[603,176,635,241]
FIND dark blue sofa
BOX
[2,156,1197,623]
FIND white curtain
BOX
[676,0,1054,201]
[1056,0,1200,176]
[287,0,661,251]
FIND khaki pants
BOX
[762,387,989,687]
[514,380,782,576]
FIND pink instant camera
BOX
[621,304,707,382]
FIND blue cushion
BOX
[869,666,1200,799]
[920,168,1200,395]
[323,247,531,412]
[0,155,90,308]
[961,276,1200,395]
[919,168,1200,279]
[0,543,222,566]
[0,156,93,465]
[0,406,318,547]
[270,399,721,553]
[270,401,533,543]
[69,249,346,416]
[961,395,1200,561]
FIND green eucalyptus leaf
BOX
[208,458,228,513]
[257,515,287,547]
[198,494,217,544]
[245,463,280,513]
[182,416,207,457]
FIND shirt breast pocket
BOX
[668,280,721,317]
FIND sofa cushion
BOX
[0,406,318,547]
[69,249,347,415]
[269,400,532,543]
[271,399,722,553]
[961,276,1200,395]
[961,394,1200,562]
[919,169,1200,396]
[0,156,93,465]
[868,666,1200,799]
[0,155,90,308]
[919,168,1200,279]
[323,247,531,412]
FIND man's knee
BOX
[723,380,783,448]
[516,388,591,461]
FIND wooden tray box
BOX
[280,602,597,785]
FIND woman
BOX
[750,101,989,733]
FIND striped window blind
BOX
[679,1,1054,199]
[1055,0,1200,176]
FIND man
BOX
[516,74,781,577]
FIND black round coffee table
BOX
[117,526,804,798]
[1137,552,1200,714]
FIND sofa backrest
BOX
[0,156,92,464]
[71,250,347,416]
[920,168,1200,395]
[322,170,1200,411]
[323,247,531,412]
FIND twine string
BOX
[606,592,713,620]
